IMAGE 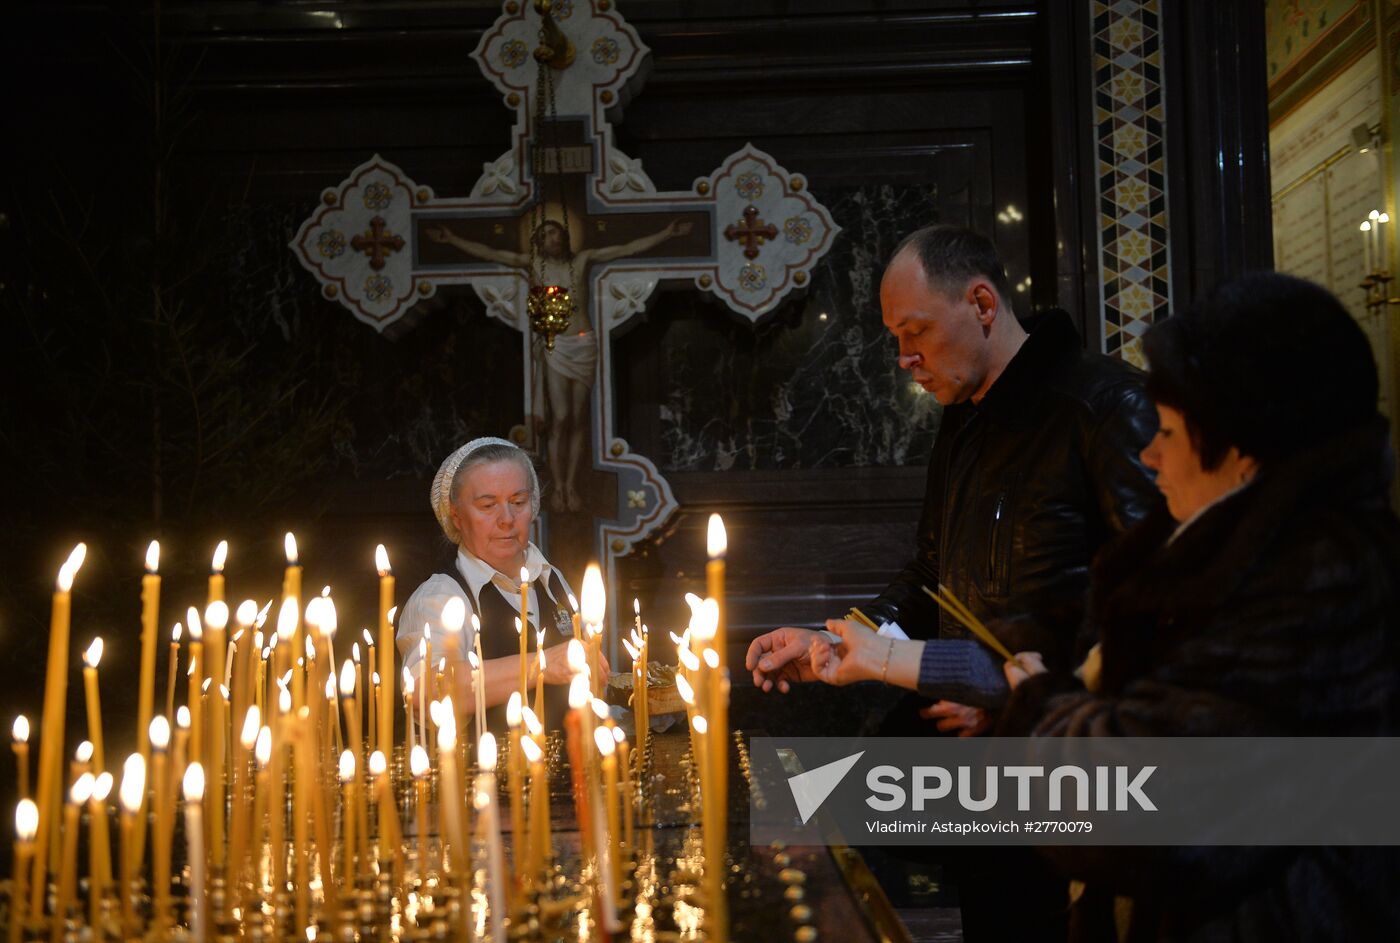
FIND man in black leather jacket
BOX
[748,225,1159,709]
[745,225,1160,942]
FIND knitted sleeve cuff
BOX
[916,640,1009,709]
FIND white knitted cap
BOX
[430,437,540,544]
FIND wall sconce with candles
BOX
[1360,209,1392,311]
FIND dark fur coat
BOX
[999,419,1400,941]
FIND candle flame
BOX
[186,607,203,640]
[278,687,292,714]
[150,716,170,749]
[324,673,335,700]
[183,762,205,802]
[71,773,94,805]
[594,726,615,756]
[467,652,480,669]
[506,691,522,727]
[339,660,355,696]
[388,606,398,624]
[622,638,639,661]
[76,741,93,763]
[520,566,530,584]
[375,544,391,575]
[694,598,719,642]
[352,642,361,663]
[12,716,28,744]
[277,598,298,641]
[321,585,331,598]
[566,638,587,673]
[202,678,213,693]
[1371,209,1382,220]
[318,597,338,637]
[15,798,38,841]
[119,756,145,815]
[339,750,356,783]
[212,540,229,573]
[441,597,466,634]
[205,600,230,632]
[521,735,542,764]
[236,600,257,626]
[538,645,547,670]
[285,533,298,565]
[521,706,542,737]
[580,563,605,627]
[438,699,457,751]
[240,707,261,749]
[363,628,375,647]
[57,543,87,592]
[410,745,430,778]
[82,637,103,668]
[678,646,700,673]
[568,674,590,709]
[613,725,625,744]
[692,715,708,735]
[707,513,727,558]
[145,541,160,573]
[1361,221,1372,232]
[590,698,608,721]
[177,707,191,729]
[255,727,272,767]
[369,751,387,777]
[704,649,719,669]
[568,593,579,613]
[478,732,497,772]
[1382,213,1392,224]
[371,671,380,685]
[513,617,522,637]
[305,636,316,662]
[92,771,113,802]
[634,598,640,615]
[172,623,182,643]
[255,601,272,628]
[676,674,695,705]
[403,676,415,696]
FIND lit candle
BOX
[268,690,290,908]
[12,716,30,802]
[338,750,356,890]
[31,543,85,914]
[88,771,114,930]
[533,630,547,721]
[1380,212,1391,273]
[165,623,182,730]
[471,616,486,742]
[436,700,469,881]
[369,750,404,889]
[55,773,92,943]
[505,691,526,887]
[150,716,173,931]
[403,673,417,756]
[475,734,508,943]
[696,596,727,872]
[362,629,376,757]
[595,725,622,898]
[284,535,304,710]
[693,713,724,939]
[519,566,531,705]
[11,799,37,943]
[117,757,143,937]
[521,732,548,882]
[615,726,634,856]
[353,643,366,753]
[135,541,160,869]
[204,602,230,869]
[187,607,205,768]
[249,727,272,899]
[375,545,395,773]
[209,539,228,604]
[411,744,431,880]
[418,638,429,748]
[184,763,207,943]
[228,706,260,901]
[581,564,606,699]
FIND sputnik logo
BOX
[787,751,864,824]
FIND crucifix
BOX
[291,0,839,645]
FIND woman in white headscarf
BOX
[396,437,600,731]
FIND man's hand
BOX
[1003,651,1046,690]
[918,700,991,737]
[809,619,883,686]
[539,641,577,685]
[745,626,821,693]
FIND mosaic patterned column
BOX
[1092,0,1174,365]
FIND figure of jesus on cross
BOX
[425,216,694,512]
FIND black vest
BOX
[433,562,575,735]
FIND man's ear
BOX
[969,281,999,325]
